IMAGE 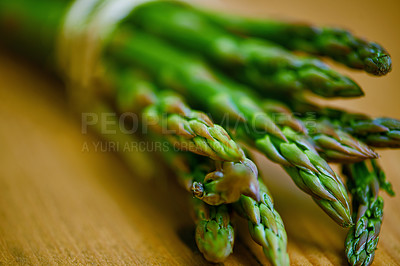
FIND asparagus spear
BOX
[240,99,355,224]
[342,160,394,266]
[345,117,400,148]
[126,2,362,98]
[107,30,352,226]
[234,180,289,266]
[261,100,378,163]
[199,9,392,76]
[240,126,352,227]
[111,67,246,162]
[191,198,235,263]
[143,97,245,162]
[290,99,400,148]
[308,121,378,163]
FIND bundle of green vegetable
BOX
[0,0,396,265]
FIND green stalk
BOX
[143,97,245,162]
[308,122,378,163]
[234,180,289,266]
[261,100,378,163]
[126,1,362,98]
[110,66,246,162]
[241,126,352,227]
[342,160,394,266]
[191,198,235,263]
[199,8,392,76]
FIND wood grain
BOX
[1,0,400,265]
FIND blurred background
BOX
[0,0,399,265]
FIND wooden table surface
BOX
[1,0,400,265]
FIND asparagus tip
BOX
[365,54,392,76]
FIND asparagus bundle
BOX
[0,0,397,265]
[108,28,353,227]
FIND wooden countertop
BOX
[0,0,400,264]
